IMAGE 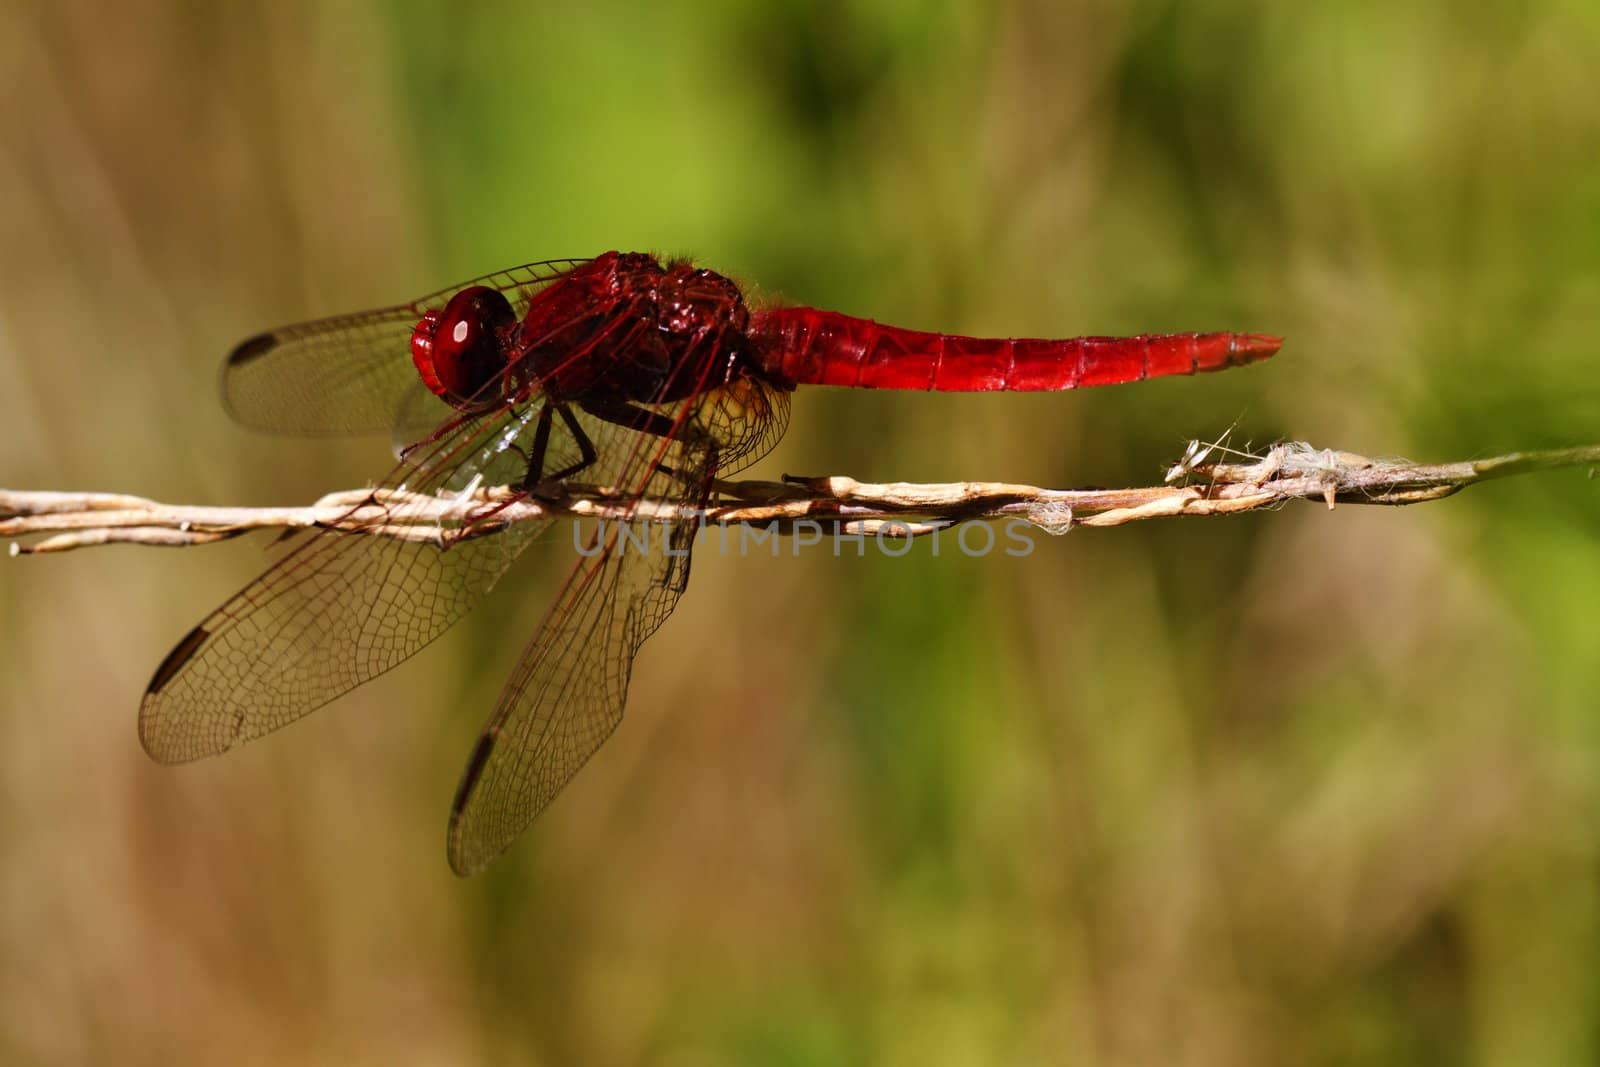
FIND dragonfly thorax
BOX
[521,253,752,406]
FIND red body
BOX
[749,305,1280,391]
[401,251,1281,411]
[152,250,1282,876]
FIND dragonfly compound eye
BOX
[410,286,517,409]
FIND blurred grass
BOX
[3,1,1600,1064]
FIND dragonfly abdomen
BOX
[749,306,1280,392]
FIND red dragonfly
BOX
[141,251,1279,874]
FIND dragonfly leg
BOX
[522,401,555,486]
[578,396,679,439]
[523,402,600,493]
[545,403,599,481]
[577,396,715,485]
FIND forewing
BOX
[221,259,593,435]
[390,379,456,459]
[144,278,664,764]
[138,401,577,763]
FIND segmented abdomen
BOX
[749,307,1280,391]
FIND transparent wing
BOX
[152,258,793,872]
[143,279,672,763]
[390,379,456,459]
[221,259,593,435]
[137,398,577,762]
[444,373,790,875]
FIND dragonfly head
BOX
[410,286,518,411]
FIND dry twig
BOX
[5,440,1598,557]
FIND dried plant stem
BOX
[5,440,1597,557]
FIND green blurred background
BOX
[3,1,1600,1063]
